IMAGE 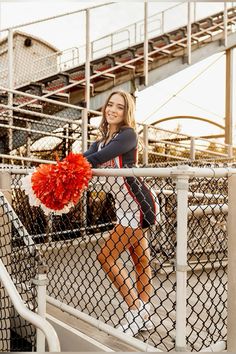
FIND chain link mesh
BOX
[0,165,229,351]
[0,173,40,351]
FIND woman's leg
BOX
[129,229,153,304]
[97,224,140,309]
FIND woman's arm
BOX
[84,128,137,168]
[83,141,99,158]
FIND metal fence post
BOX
[187,3,192,65]
[7,29,14,153]
[190,137,196,160]
[161,11,164,34]
[81,108,88,153]
[144,1,148,86]
[227,144,233,159]
[224,3,228,47]
[85,8,91,110]
[175,167,189,352]
[32,264,48,352]
[0,172,12,351]
[227,173,236,352]
[143,124,149,165]
[26,121,32,167]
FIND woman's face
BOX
[105,94,125,129]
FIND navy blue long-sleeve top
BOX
[83,127,138,168]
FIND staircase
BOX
[0,6,236,158]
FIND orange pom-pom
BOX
[23,153,92,214]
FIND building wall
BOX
[0,33,58,88]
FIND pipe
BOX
[187,2,192,65]
[224,2,228,47]
[34,268,48,352]
[2,164,236,178]
[85,8,91,110]
[46,296,162,352]
[227,174,236,351]
[0,259,60,352]
[144,1,148,86]
[175,172,189,351]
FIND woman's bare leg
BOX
[129,229,153,304]
[98,224,152,309]
[97,224,139,309]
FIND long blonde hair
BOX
[98,90,136,141]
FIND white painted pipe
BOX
[46,295,162,352]
[81,108,88,153]
[7,29,14,152]
[175,173,189,352]
[85,8,91,110]
[2,165,236,179]
[143,124,149,165]
[0,260,60,352]
[35,272,48,352]
[227,174,236,351]
[224,3,228,47]
[0,86,99,115]
[187,2,192,65]
[144,1,148,86]
[92,166,236,178]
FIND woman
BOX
[83,90,159,336]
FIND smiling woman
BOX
[83,90,161,337]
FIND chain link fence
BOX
[0,181,39,351]
[0,165,230,351]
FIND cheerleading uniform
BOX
[83,127,160,229]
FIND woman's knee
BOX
[135,254,150,272]
[97,248,108,266]
[97,246,116,268]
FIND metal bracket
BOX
[32,278,49,286]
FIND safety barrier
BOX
[1,164,235,351]
[0,173,60,351]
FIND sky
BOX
[0,1,236,142]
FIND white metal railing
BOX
[5,5,234,114]
[0,188,60,351]
[92,165,233,351]
[0,101,233,166]
[3,165,233,351]
[0,86,234,166]
[0,258,60,351]
[1,2,235,89]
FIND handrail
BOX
[0,259,60,352]
[13,5,236,109]
[91,166,236,178]
[0,86,101,115]
[0,2,115,32]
